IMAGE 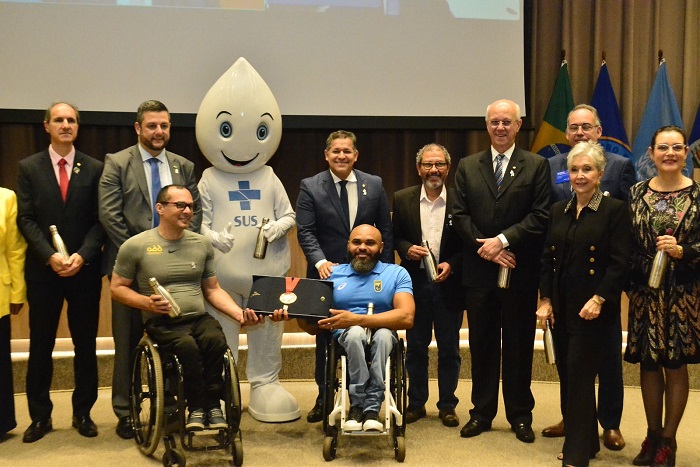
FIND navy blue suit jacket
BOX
[296,169,393,278]
[548,151,636,204]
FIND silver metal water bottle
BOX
[149,277,181,318]
[648,250,669,288]
[543,319,556,365]
[366,303,374,343]
[421,240,438,282]
[49,225,69,260]
[253,217,270,259]
[497,265,511,288]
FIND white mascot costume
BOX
[196,58,300,422]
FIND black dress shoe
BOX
[72,415,98,438]
[23,419,52,443]
[513,422,535,443]
[116,416,134,440]
[438,408,460,427]
[405,405,426,424]
[460,418,491,438]
[306,402,323,423]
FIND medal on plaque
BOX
[280,277,301,311]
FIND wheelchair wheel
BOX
[224,348,243,466]
[322,337,338,434]
[131,337,164,456]
[162,448,186,467]
[323,435,337,461]
[394,436,406,462]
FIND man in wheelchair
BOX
[275,224,415,432]
[111,185,258,432]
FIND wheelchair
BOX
[130,335,244,466]
[321,330,407,462]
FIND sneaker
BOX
[208,407,228,430]
[362,410,383,432]
[186,408,205,431]
[343,406,364,432]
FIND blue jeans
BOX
[336,327,397,414]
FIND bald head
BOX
[347,224,384,273]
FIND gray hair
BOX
[567,141,606,172]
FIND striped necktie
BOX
[494,154,505,190]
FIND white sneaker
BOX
[362,411,383,432]
[343,406,363,432]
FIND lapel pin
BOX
[173,164,180,174]
[510,169,515,177]
[73,167,80,174]
[362,184,367,196]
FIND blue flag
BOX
[689,103,700,170]
[590,61,631,159]
[631,60,687,180]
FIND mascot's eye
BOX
[257,123,268,141]
[219,121,233,138]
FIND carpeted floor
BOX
[3,380,700,466]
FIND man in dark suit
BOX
[452,99,550,443]
[98,100,201,439]
[296,130,393,422]
[17,102,105,442]
[392,143,463,428]
[541,104,635,450]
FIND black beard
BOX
[350,255,379,274]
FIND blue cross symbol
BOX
[229,181,260,211]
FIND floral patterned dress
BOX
[624,180,700,370]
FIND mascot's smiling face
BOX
[196,57,282,174]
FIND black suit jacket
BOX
[17,149,104,282]
[296,169,393,278]
[452,147,551,290]
[392,185,463,310]
[539,194,630,333]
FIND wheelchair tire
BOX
[394,435,406,462]
[322,435,337,461]
[223,349,242,432]
[131,337,165,457]
[162,448,186,467]
[390,339,407,437]
[322,337,338,434]
[232,435,244,466]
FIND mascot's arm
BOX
[263,175,296,243]
[198,174,235,254]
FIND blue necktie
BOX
[338,180,350,227]
[147,158,162,227]
[494,154,505,190]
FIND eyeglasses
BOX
[420,162,448,170]
[567,123,599,132]
[160,201,194,211]
[488,120,516,128]
[654,143,686,152]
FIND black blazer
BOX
[539,194,631,333]
[452,147,551,290]
[17,149,104,282]
[392,185,463,310]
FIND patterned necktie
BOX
[147,158,162,227]
[494,154,505,190]
[338,180,350,227]
[58,158,69,202]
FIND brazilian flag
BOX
[531,61,574,158]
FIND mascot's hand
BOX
[262,220,285,243]
[209,222,235,253]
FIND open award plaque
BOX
[247,275,334,319]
